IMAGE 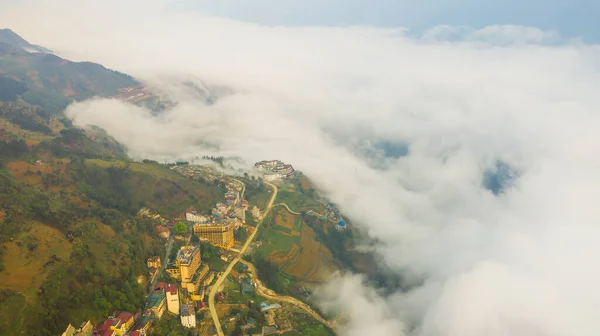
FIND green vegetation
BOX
[0,76,26,102]
[234,226,248,242]
[253,255,284,293]
[149,313,194,336]
[0,101,222,335]
[294,312,335,336]
[301,213,353,270]
[243,177,271,210]
[174,222,187,235]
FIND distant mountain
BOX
[0,28,52,54]
[0,34,139,113]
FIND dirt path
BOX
[272,203,302,215]
[239,258,335,330]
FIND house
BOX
[95,318,122,336]
[262,325,278,335]
[147,256,161,269]
[61,324,76,336]
[180,304,197,328]
[260,303,282,313]
[116,312,134,332]
[265,311,275,326]
[241,277,254,295]
[156,225,170,239]
[134,313,153,334]
[62,320,93,336]
[154,282,167,293]
[149,293,166,319]
[166,283,180,314]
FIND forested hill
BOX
[0,31,219,335]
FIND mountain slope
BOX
[0,30,221,335]
[0,30,139,114]
[0,28,52,53]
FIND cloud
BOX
[6,1,600,335]
[420,25,565,45]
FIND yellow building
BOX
[166,267,181,280]
[183,263,209,293]
[177,246,202,283]
[202,272,215,286]
[193,221,234,249]
[147,256,161,269]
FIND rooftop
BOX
[177,246,200,266]
[180,303,195,317]
[117,312,133,323]
[166,283,178,295]
[149,293,165,307]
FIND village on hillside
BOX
[61,160,337,336]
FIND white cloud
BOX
[5,1,600,335]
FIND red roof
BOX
[96,318,120,335]
[156,225,169,232]
[166,283,178,294]
[154,282,166,293]
[117,312,133,323]
[130,331,141,336]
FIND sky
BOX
[175,0,599,42]
[2,1,600,335]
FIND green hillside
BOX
[0,31,219,335]
[0,104,223,334]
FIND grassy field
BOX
[257,207,336,287]
[276,179,327,214]
[222,274,264,304]
[281,224,334,283]
[0,222,71,293]
[257,223,300,260]
[86,159,219,217]
[0,290,27,335]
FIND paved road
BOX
[209,181,278,336]
[272,203,301,215]
[238,258,334,330]
[146,234,174,306]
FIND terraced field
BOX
[261,207,335,284]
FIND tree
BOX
[174,222,187,235]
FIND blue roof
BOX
[338,221,346,226]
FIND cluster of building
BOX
[254,160,295,181]
[147,282,198,329]
[164,245,215,305]
[305,202,348,231]
[62,310,150,336]
[186,183,249,249]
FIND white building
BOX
[180,304,196,328]
[254,160,295,180]
[166,283,180,315]
[186,212,211,223]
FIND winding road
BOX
[238,258,334,329]
[209,181,278,336]
[272,203,302,215]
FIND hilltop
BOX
[0,30,139,114]
[0,28,51,53]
